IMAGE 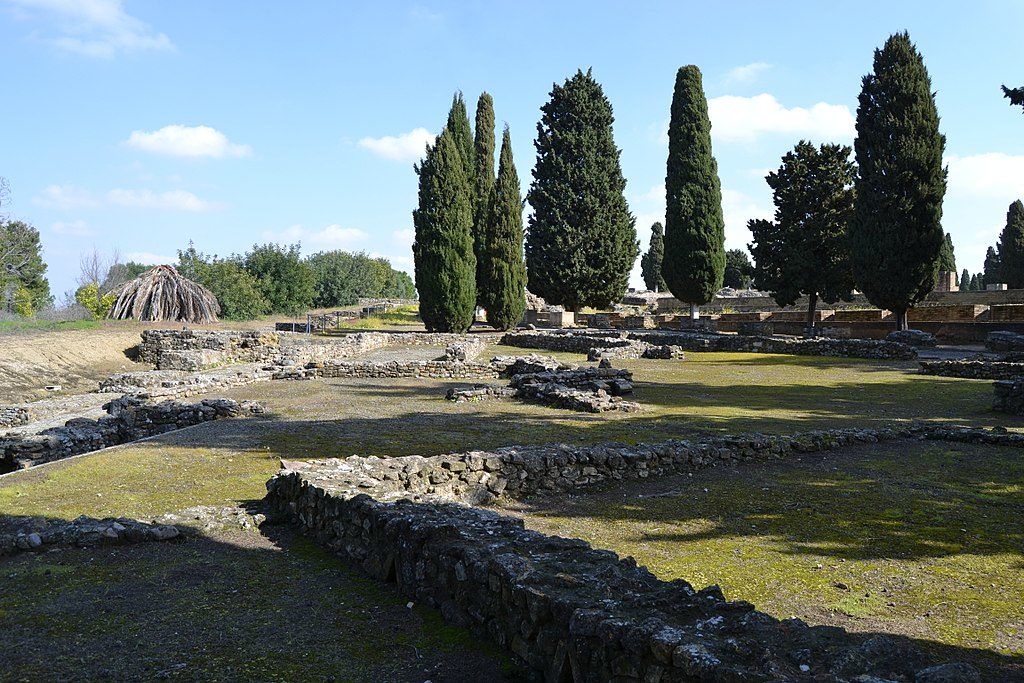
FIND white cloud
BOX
[707,94,855,143]
[946,153,1024,199]
[724,62,771,85]
[391,228,415,247]
[34,184,217,211]
[33,184,100,209]
[8,0,173,58]
[721,188,772,249]
[126,125,252,159]
[125,252,175,265]
[264,224,370,251]
[358,128,435,162]
[638,183,665,203]
[51,219,94,236]
[105,188,217,211]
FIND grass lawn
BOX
[508,439,1024,677]
[1,347,1020,677]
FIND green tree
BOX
[724,249,753,289]
[748,141,856,328]
[998,200,1024,288]
[413,127,476,332]
[75,283,115,318]
[973,273,983,291]
[473,92,496,304]
[479,125,527,330]
[0,219,51,313]
[984,246,1002,287]
[446,92,475,177]
[960,268,970,290]
[102,261,149,292]
[308,251,386,307]
[526,69,638,310]
[662,65,726,320]
[382,269,416,299]
[937,232,956,274]
[1003,85,1024,112]
[177,244,269,320]
[850,32,947,330]
[640,222,667,292]
[243,243,315,316]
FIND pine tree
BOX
[984,246,1002,287]
[960,268,970,290]
[1003,85,1024,112]
[662,65,725,320]
[526,69,638,310]
[0,219,51,312]
[412,128,476,332]
[849,32,947,330]
[748,141,856,329]
[473,93,496,305]
[446,92,475,174]
[998,201,1024,288]
[640,222,667,292]
[480,126,527,330]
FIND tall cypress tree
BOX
[998,200,1024,288]
[480,126,527,330]
[960,268,970,291]
[446,92,475,174]
[983,246,1002,287]
[412,128,476,332]
[662,65,725,320]
[640,222,667,292]
[473,92,496,305]
[937,233,956,273]
[526,69,638,310]
[850,32,947,330]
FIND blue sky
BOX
[2,0,1022,298]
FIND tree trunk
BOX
[690,302,699,321]
[805,291,818,335]
[894,308,908,331]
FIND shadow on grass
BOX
[0,513,512,682]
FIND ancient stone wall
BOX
[140,330,280,370]
[266,423,999,681]
[274,360,499,381]
[98,364,274,400]
[986,330,1024,352]
[629,331,917,360]
[0,406,31,429]
[1,397,262,473]
[918,360,1024,380]
[994,379,1024,414]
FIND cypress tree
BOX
[526,69,638,310]
[412,128,476,332]
[662,65,726,320]
[473,93,496,305]
[960,268,970,291]
[850,32,947,330]
[998,200,1024,288]
[446,92,475,174]
[984,246,1002,287]
[748,141,856,329]
[640,222,667,292]
[480,126,527,330]
[937,233,956,274]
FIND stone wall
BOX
[274,360,499,381]
[986,330,1024,352]
[1,397,263,473]
[0,406,31,429]
[918,360,1024,380]
[994,379,1024,414]
[266,423,998,681]
[140,330,280,370]
[98,363,274,400]
[630,331,917,360]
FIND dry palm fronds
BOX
[107,265,221,323]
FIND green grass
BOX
[0,318,101,334]
[513,440,1024,669]
[335,305,422,330]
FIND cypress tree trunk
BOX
[412,129,476,332]
[849,33,946,323]
[526,69,638,310]
[473,93,496,305]
[481,126,527,330]
[895,308,908,331]
[806,291,818,332]
[662,65,725,320]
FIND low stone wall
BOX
[266,423,999,681]
[98,363,274,400]
[1,397,263,473]
[500,331,635,354]
[986,330,1024,352]
[274,360,499,381]
[918,360,1024,380]
[1,515,180,556]
[631,331,917,360]
[0,406,31,429]
[140,330,280,370]
[994,379,1024,414]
